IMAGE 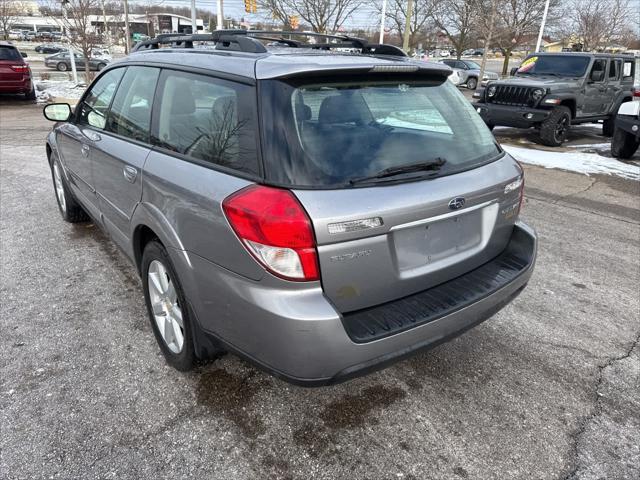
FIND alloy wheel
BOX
[147,259,184,354]
[53,162,66,213]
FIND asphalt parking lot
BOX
[1,101,639,480]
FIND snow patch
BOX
[36,81,85,103]
[503,144,640,181]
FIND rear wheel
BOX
[57,62,67,72]
[142,241,196,371]
[24,86,36,101]
[539,106,571,147]
[611,126,640,159]
[50,156,89,223]
[97,63,106,71]
[602,117,615,137]
[466,77,478,90]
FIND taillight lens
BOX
[222,185,319,281]
[633,87,640,98]
[10,65,28,73]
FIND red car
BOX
[0,42,35,100]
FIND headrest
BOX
[295,103,312,121]
[170,85,195,115]
[318,93,369,124]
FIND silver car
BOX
[441,59,500,90]
[42,31,536,385]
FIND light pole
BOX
[535,0,550,52]
[379,0,387,44]
[123,0,131,54]
[216,0,224,30]
[191,0,197,33]
[61,0,78,84]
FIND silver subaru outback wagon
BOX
[43,31,537,385]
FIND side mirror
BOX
[590,70,604,82]
[21,51,27,58]
[43,103,72,122]
[510,67,518,76]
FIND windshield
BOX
[260,76,500,188]
[517,55,590,76]
[464,61,481,69]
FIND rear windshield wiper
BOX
[349,158,447,185]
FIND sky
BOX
[134,0,385,31]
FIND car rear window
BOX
[260,76,500,188]
[0,46,21,60]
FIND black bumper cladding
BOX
[616,115,640,139]
[342,226,535,343]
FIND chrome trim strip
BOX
[389,199,497,232]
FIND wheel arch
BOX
[560,98,577,118]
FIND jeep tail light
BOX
[222,185,319,281]
[633,87,640,98]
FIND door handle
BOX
[84,131,101,142]
[81,144,90,157]
[123,165,138,183]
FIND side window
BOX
[608,60,620,80]
[153,70,258,175]
[77,68,124,129]
[590,59,607,82]
[455,61,467,69]
[622,60,634,80]
[106,66,159,143]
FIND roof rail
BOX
[132,30,407,57]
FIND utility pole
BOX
[101,0,109,45]
[191,0,197,34]
[535,0,550,52]
[379,0,387,43]
[123,0,131,54]
[402,0,413,53]
[216,0,224,30]
[479,0,498,82]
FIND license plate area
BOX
[391,203,496,276]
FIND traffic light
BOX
[244,0,257,14]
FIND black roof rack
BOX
[132,30,407,57]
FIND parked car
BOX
[42,31,536,385]
[44,51,109,71]
[25,32,37,41]
[8,30,24,40]
[35,43,65,54]
[0,42,35,100]
[440,59,499,90]
[474,52,637,146]
[611,88,640,159]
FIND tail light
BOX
[10,65,29,73]
[633,87,640,98]
[222,185,319,282]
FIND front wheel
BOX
[142,241,196,371]
[96,63,106,71]
[611,126,640,159]
[57,62,68,72]
[466,77,478,90]
[539,106,571,147]
[50,156,89,222]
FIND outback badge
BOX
[448,197,466,210]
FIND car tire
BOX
[602,117,615,137]
[57,62,68,71]
[96,63,106,71]
[539,106,571,147]
[50,156,90,223]
[466,77,478,90]
[142,240,197,372]
[611,126,640,159]
[24,86,36,101]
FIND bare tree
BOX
[376,0,437,50]
[47,0,103,83]
[432,0,475,59]
[493,0,558,75]
[257,0,364,33]
[0,0,25,40]
[560,0,635,52]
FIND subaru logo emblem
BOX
[448,197,466,210]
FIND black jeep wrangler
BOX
[474,52,636,146]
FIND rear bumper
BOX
[0,77,31,94]
[179,221,537,386]
[475,103,551,128]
